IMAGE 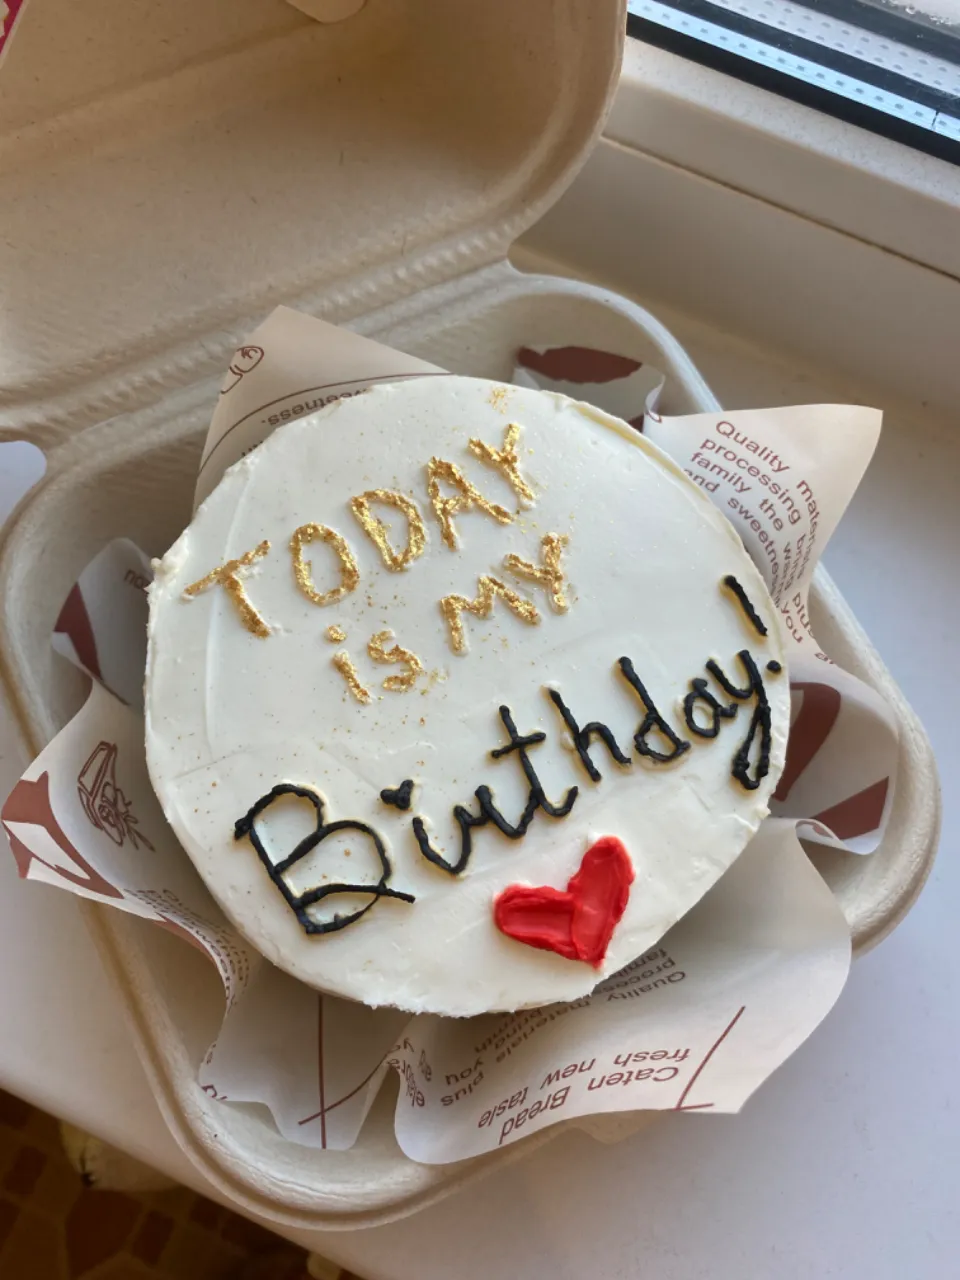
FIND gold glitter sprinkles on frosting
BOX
[503,533,570,613]
[331,651,371,704]
[290,523,359,607]
[440,576,540,654]
[468,423,535,505]
[349,490,427,571]
[368,630,424,691]
[326,624,346,643]
[183,540,272,638]
[426,458,512,550]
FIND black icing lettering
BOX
[546,688,630,782]
[409,648,780,877]
[617,658,691,764]
[412,705,578,875]
[706,650,772,790]
[413,802,483,877]
[380,779,415,811]
[489,705,579,819]
[683,678,738,740]
[234,783,414,935]
[722,574,768,637]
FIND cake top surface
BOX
[145,376,789,1016]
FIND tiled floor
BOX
[0,1089,354,1279]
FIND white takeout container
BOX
[0,0,939,1230]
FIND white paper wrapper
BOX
[2,681,256,1009]
[195,308,442,508]
[3,307,891,1164]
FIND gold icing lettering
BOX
[440,576,540,654]
[326,624,346,643]
[468,423,534,505]
[503,533,569,613]
[368,630,424,692]
[426,458,512,550]
[183,540,272,638]
[350,490,427,571]
[332,651,371,704]
[290,524,359,607]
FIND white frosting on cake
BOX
[145,377,789,1016]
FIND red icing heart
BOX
[493,836,634,967]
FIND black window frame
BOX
[627,0,960,166]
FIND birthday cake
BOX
[145,376,790,1017]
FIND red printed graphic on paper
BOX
[516,346,642,384]
[220,345,265,395]
[774,681,889,840]
[1,772,124,897]
[53,584,103,681]
[0,1,29,67]
[77,742,155,850]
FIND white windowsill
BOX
[610,38,960,281]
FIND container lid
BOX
[0,0,625,437]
